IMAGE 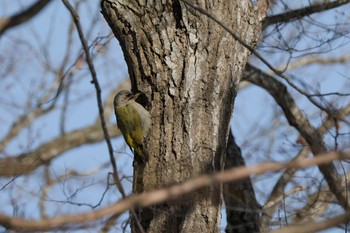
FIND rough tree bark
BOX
[101,1,261,232]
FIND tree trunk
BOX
[224,131,261,233]
[101,1,261,232]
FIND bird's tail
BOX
[134,145,148,163]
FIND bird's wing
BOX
[127,105,144,146]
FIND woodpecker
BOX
[113,90,151,160]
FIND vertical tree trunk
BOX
[101,1,261,232]
[224,131,261,233]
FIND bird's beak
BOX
[132,92,142,100]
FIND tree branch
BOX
[243,64,350,209]
[0,151,348,232]
[268,211,350,233]
[0,77,128,177]
[0,123,120,177]
[0,78,129,176]
[0,105,54,152]
[261,102,350,229]
[62,0,125,198]
[260,147,310,231]
[0,0,52,35]
[263,0,350,29]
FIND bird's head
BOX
[114,90,141,107]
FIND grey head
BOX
[114,90,140,107]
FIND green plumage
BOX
[113,90,151,159]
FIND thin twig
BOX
[61,0,125,198]
[61,2,145,232]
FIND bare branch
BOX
[0,151,348,232]
[0,123,120,177]
[261,101,350,228]
[62,0,125,198]
[260,147,310,231]
[268,211,350,233]
[0,0,52,35]
[0,105,54,152]
[0,77,128,177]
[277,55,350,73]
[243,64,350,209]
[239,54,350,90]
[263,0,350,29]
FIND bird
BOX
[113,90,151,160]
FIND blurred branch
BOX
[0,152,350,232]
[260,147,310,231]
[61,2,145,231]
[0,122,120,177]
[58,13,76,135]
[263,0,350,29]
[0,0,52,35]
[40,165,51,220]
[0,104,54,152]
[0,151,348,232]
[318,104,350,135]
[0,75,128,177]
[277,55,350,74]
[268,211,350,233]
[291,173,350,224]
[261,102,350,229]
[0,38,85,152]
[239,54,350,90]
[264,186,305,210]
[243,64,350,209]
[62,0,125,198]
